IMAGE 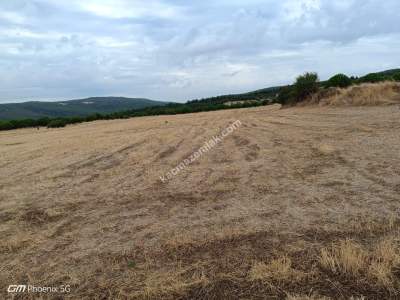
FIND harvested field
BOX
[1,103,400,299]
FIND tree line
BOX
[0,100,269,131]
[276,70,400,105]
[1,70,399,131]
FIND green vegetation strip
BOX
[1,69,399,131]
[0,101,268,130]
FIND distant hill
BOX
[1,68,399,122]
[0,97,167,120]
[189,68,400,105]
[188,86,283,105]
[376,68,400,76]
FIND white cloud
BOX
[71,0,184,19]
[0,0,399,103]
[283,0,321,21]
[0,11,27,24]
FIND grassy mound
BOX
[314,82,400,106]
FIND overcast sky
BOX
[0,0,399,103]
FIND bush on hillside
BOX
[327,73,352,88]
[0,121,14,130]
[393,73,400,82]
[359,73,387,83]
[36,117,51,127]
[276,86,296,105]
[294,72,319,102]
[47,119,67,128]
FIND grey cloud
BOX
[0,0,399,103]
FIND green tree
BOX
[359,73,386,83]
[294,72,319,101]
[327,73,352,88]
[392,73,400,82]
[0,121,14,130]
[276,86,295,105]
[47,119,67,128]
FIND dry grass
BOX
[249,256,304,283]
[320,236,400,290]
[311,81,400,106]
[286,295,331,300]
[0,233,32,254]
[319,239,367,276]
[1,102,400,298]
[136,266,209,300]
[368,237,400,288]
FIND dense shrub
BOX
[359,73,387,83]
[0,121,14,130]
[393,73,400,82]
[276,86,295,105]
[294,72,319,101]
[327,73,352,88]
[12,119,36,129]
[67,116,85,124]
[47,119,67,128]
[85,113,104,122]
[36,117,51,126]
